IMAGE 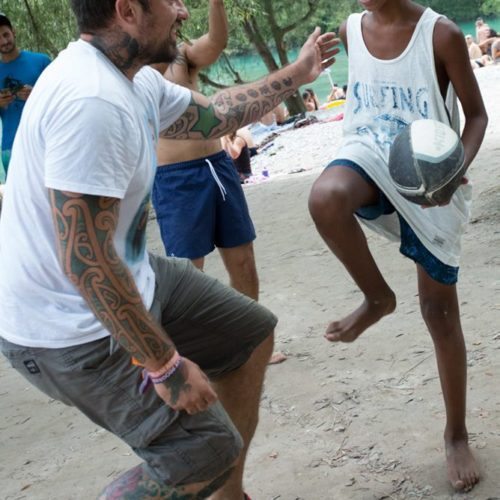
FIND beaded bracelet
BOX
[148,351,181,379]
[138,353,183,394]
[150,356,183,384]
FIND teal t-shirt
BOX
[0,118,5,183]
[0,50,51,154]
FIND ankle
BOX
[444,427,468,444]
[364,291,396,308]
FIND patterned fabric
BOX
[327,159,458,284]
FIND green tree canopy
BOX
[1,0,497,112]
[0,0,76,57]
[2,0,496,58]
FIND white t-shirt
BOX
[0,40,191,348]
[336,9,471,267]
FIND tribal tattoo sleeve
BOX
[161,73,297,140]
[49,190,175,366]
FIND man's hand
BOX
[154,357,218,414]
[0,90,15,108]
[16,85,32,101]
[294,28,340,85]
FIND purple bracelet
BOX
[150,356,183,384]
[139,357,183,394]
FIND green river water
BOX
[207,17,500,104]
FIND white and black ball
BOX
[388,119,465,206]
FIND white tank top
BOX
[336,8,471,267]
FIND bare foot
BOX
[446,438,480,492]
[268,352,287,365]
[324,293,396,342]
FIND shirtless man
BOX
[475,18,490,46]
[475,18,496,55]
[465,34,492,69]
[154,0,258,295]
[154,0,286,365]
[308,0,487,492]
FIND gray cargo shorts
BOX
[0,254,277,487]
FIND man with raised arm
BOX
[154,0,285,367]
[0,1,338,498]
[154,0,258,297]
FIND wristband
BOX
[139,355,183,394]
[150,356,183,384]
[148,351,181,378]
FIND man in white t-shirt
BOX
[0,0,339,498]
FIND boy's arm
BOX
[161,29,339,139]
[339,21,348,54]
[184,0,229,70]
[434,19,488,171]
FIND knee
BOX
[227,247,258,281]
[240,254,258,280]
[262,329,275,355]
[308,178,352,225]
[419,296,457,336]
[249,330,274,369]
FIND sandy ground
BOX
[1,65,499,500]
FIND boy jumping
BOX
[309,0,487,492]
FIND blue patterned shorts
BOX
[327,159,458,285]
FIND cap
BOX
[0,13,12,29]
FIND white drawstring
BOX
[205,159,227,201]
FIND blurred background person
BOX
[0,14,50,176]
[302,87,320,111]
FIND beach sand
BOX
[1,65,499,499]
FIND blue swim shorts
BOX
[327,159,459,285]
[153,151,256,260]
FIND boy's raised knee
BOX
[309,180,353,224]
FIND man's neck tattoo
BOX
[90,33,140,73]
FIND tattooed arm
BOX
[50,190,217,414]
[161,28,339,139]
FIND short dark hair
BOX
[70,0,150,32]
[0,13,13,30]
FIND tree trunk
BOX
[285,92,307,116]
[242,18,280,72]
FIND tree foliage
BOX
[2,0,497,57]
[1,0,497,112]
[480,0,500,16]
[0,0,76,58]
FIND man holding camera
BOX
[0,13,50,176]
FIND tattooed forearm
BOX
[161,72,296,139]
[50,190,174,366]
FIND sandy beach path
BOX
[1,66,499,500]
